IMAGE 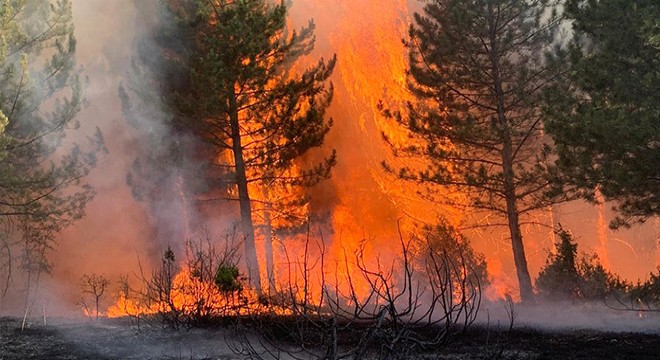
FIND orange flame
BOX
[107,267,260,318]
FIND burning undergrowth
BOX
[77,223,659,359]
[75,223,486,358]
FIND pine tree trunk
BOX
[261,184,276,294]
[503,152,535,303]
[228,86,262,295]
[488,1,534,302]
[263,204,276,295]
[595,189,610,268]
[498,93,534,302]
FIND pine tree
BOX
[535,228,581,300]
[543,0,659,228]
[124,0,336,293]
[0,0,101,297]
[383,0,562,302]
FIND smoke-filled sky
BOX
[41,1,143,314]
[32,0,659,315]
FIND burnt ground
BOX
[441,326,660,360]
[0,317,237,360]
[1,316,660,360]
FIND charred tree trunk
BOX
[228,85,261,295]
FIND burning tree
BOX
[0,0,101,306]
[123,0,336,295]
[382,0,564,302]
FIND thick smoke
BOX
[37,1,152,316]
[44,0,203,316]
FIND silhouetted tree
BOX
[535,228,581,300]
[78,273,111,319]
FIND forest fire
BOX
[0,1,656,360]
[115,0,486,319]
[95,0,657,319]
[285,0,493,299]
[0,4,658,360]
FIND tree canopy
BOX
[543,0,659,228]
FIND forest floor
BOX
[1,311,659,360]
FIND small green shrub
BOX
[536,227,628,302]
[214,264,242,293]
[535,228,581,300]
[578,255,627,300]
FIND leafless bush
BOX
[483,295,516,360]
[231,224,484,359]
[177,230,249,324]
[77,273,111,319]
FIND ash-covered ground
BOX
[0,317,237,360]
[1,310,659,360]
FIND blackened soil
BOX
[1,316,659,359]
[441,326,660,360]
[0,317,234,359]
